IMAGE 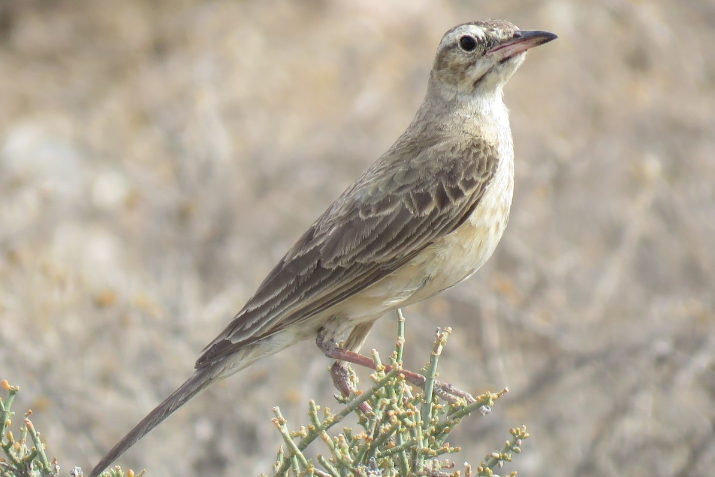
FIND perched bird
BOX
[90,19,556,477]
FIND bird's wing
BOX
[196,137,499,368]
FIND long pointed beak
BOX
[487,30,557,60]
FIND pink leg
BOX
[317,329,475,404]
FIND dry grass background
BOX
[1,0,714,476]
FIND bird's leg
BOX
[316,325,476,405]
[321,322,376,413]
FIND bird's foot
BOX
[317,332,475,406]
[330,361,373,414]
[430,380,477,404]
[383,365,476,404]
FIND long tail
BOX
[89,367,219,477]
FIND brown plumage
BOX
[90,19,556,477]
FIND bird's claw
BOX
[432,380,476,404]
[330,361,374,414]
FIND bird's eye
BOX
[459,35,478,52]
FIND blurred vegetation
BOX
[0,380,139,477]
[1,1,714,477]
[1,381,57,477]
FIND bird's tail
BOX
[89,367,219,477]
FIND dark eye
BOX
[459,35,478,52]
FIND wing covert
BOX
[196,137,499,368]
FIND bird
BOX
[90,19,556,477]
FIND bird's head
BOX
[430,20,557,100]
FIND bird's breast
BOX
[335,143,514,327]
[421,143,514,294]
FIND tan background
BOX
[1,1,713,476]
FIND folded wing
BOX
[196,137,498,368]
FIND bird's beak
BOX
[487,30,557,61]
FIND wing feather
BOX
[196,137,498,369]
